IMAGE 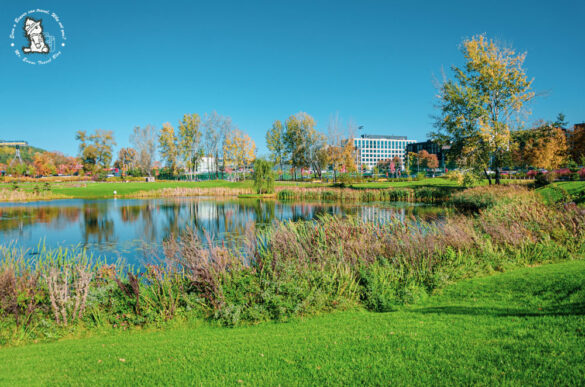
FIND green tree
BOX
[178,114,202,180]
[266,120,286,179]
[75,129,116,174]
[553,113,568,129]
[252,159,275,194]
[283,112,320,180]
[433,35,535,184]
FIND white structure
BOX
[353,135,416,170]
[197,157,216,173]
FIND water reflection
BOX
[0,198,448,265]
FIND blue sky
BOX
[1,0,584,158]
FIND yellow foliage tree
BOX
[224,129,256,179]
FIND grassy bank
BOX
[0,260,583,385]
[1,186,584,346]
[1,178,572,203]
[0,178,459,201]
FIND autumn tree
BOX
[224,128,256,180]
[33,152,57,176]
[432,35,535,184]
[325,114,357,181]
[266,120,286,179]
[115,147,137,176]
[158,122,179,175]
[512,124,568,170]
[75,129,116,174]
[178,113,202,180]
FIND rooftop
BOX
[357,134,408,140]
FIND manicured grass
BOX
[1,178,581,201]
[537,181,585,203]
[1,260,583,385]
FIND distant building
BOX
[353,134,416,170]
[0,140,28,147]
[197,157,216,174]
[406,140,451,169]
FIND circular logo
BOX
[9,9,66,65]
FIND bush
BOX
[534,172,554,188]
[462,172,479,187]
[359,262,401,312]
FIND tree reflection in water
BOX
[0,198,449,265]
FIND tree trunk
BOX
[484,168,492,185]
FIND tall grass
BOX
[1,186,584,344]
[128,187,254,198]
[0,189,68,202]
[275,186,454,203]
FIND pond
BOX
[0,198,448,266]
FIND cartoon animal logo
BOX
[22,17,49,54]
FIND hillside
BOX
[0,144,46,164]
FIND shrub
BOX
[359,262,401,312]
[534,172,554,187]
[462,172,479,187]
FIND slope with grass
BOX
[1,261,583,385]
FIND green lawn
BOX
[537,181,585,204]
[1,260,583,385]
[1,178,458,200]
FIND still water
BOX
[0,198,447,265]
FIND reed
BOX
[1,189,584,342]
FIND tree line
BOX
[266,112,357,181]
[73,112,256,179]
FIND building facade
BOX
[353,134,416,170]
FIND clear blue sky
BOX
[2,0,584,158]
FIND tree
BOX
[130,125,157,177]
[512,124,568,170]
[178,113,202,180]
[252,159,275,194]
[115,147,137,177]
[266,120,286,179]
[325,114,357,181]
[283,112,319,180]
[569,124,585,164]
[313,146,330,180]
[553,113,568,129]
[433,35,535,184]
[224,129,256,180]
[158,123,179,176]
[33,152,56,176]
[75,129,116,174]
[203,112,233,178]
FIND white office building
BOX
[353,135,416,170]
